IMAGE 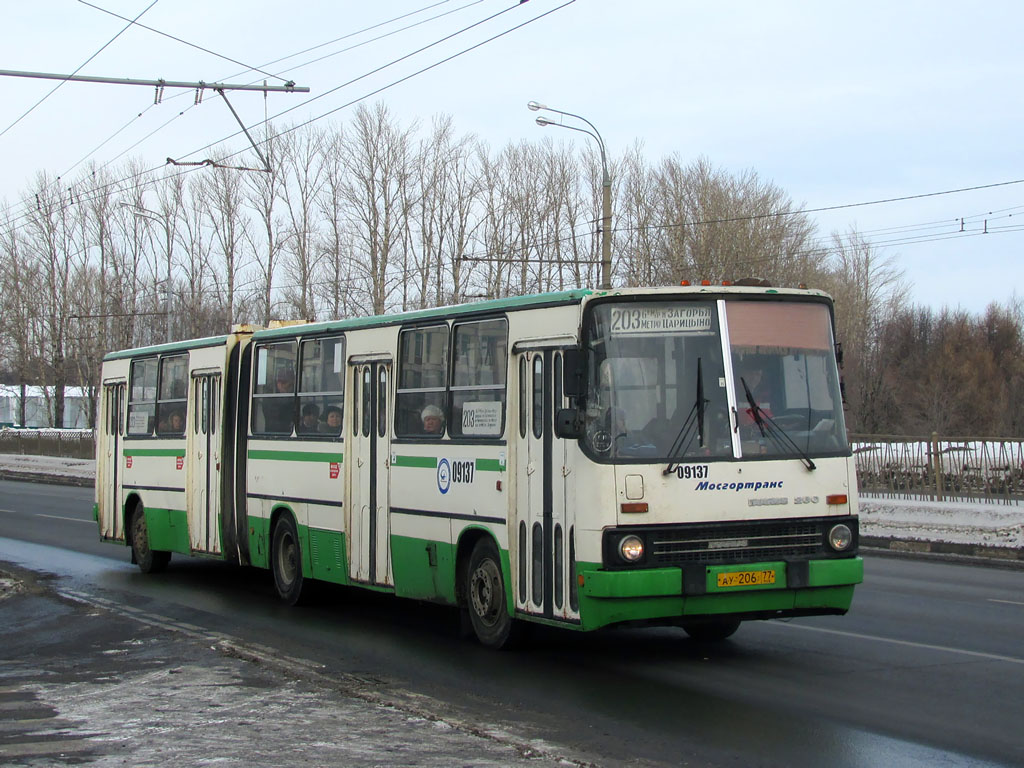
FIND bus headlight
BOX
[828,524,853,552]
[619,535,644,563]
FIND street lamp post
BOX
[528,101,612,290]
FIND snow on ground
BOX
[0,453,94,481]
[859,497,1023,549]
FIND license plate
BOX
[716,569,776,588]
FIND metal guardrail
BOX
[852,434,1024,506]
[0,429,96,460]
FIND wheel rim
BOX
[277,531,297,587]
[469,557,502,627]
[133,514,149,558]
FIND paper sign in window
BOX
[461,401,502,436]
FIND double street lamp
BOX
[528,101,612,290]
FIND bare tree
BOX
[316,127,359,321]
[654,155,815,285]
[339,103,415,315]
[243,125,286,326]
[822,229,909,432]
[278,125,327,320]
[202,161,251,326]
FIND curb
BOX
[861,536,1024,570]
[0,470,93,488]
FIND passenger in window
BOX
[319,406,342,435]
[421,404,444,435]
[262,367,295,433]
[299,403,320,434]
[159,407,185,434]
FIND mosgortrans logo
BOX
[437,458,451,494]
[695,481,784,492]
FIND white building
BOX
[0,385,93,428]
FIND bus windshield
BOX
[582,299,848,461]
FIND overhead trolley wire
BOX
[0,0,494,226]
[175,0,569,167]
[0,0,159,140]
[2,0,565,231]
[77,0,292,84]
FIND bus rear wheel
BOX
[681,619,741,642]
[272,515,305,606]
[465,538,520,649]
[130,506,170,574]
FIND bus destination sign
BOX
[609,305,712,336]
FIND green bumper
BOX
[577,557,863,631]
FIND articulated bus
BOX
[95,286,862,648]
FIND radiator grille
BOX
[647,518,841,566]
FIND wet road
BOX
[1,479,1023,767]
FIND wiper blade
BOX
[739,377,816,471]
[664,359,708,475]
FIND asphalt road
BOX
[1,479,1022,767]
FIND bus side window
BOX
[532,356,544,439]
[298,335,345,437]
[252,341,297,436]
[351,367,360,437]
[377,366,387,438]
[361,368,371,437]
[127,358,158,436]
[395,324,449,438]
[450,318,507,439]
[156,355,188,436]
[519,357,528,439]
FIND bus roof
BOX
[102,285,834,358]
[253,289,594,341]
[102,334,232,361]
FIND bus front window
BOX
[726,300,848,458]
[582,301,732,461]
[582,298,849,462]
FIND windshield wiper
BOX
[739,377,816,471]
[663,359,707,475]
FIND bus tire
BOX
[681,619,741,642]
[272,515,305,606]
[130,505,170,574]
[465,538,520,649]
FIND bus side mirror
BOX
[555,408,583,439]
[562,348,584,398]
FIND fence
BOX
[0,428,96,460]
[852,434,1024,506]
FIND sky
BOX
[3,0,1022,315]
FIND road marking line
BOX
[988,598,1024,606]
[772,622,1024,665]
[37,514,92,524]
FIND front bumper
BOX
[577,556,863,630]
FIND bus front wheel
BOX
[272,515,305,606]
[465,538,520,649]
[130,506,170,574]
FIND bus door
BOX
[100,381,126,540]
[515,349,576,621]
[347,359,393,587]
[188,372,222,554]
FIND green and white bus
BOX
[95,285,862,647]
